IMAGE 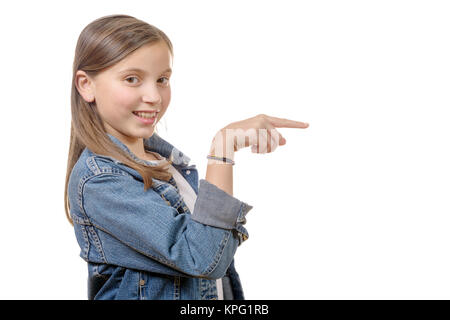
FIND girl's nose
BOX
[142,93,162,105]
[142,84,162,104]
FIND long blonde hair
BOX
[64,14,174,225]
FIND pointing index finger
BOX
[265,115,309,128]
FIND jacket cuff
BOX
[191,179,253,244]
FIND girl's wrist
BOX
[206,155,235,165]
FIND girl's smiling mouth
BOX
[132,110,159,124]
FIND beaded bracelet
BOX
[206,155,235,165]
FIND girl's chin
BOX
[133,128,156,139]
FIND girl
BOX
[65,14,309,300]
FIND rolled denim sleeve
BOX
[191,179,253,245]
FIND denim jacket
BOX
[67,133,253,300]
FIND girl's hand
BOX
[209,114,309,159]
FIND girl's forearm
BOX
[205,129,235,196]
[205,162,233,196]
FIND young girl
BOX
[65,14,309,300]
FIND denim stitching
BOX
[88,220,178,269]
[87,225,108,263]
[202,231,231,276]
[77,173,94,219]
[80,225,89,259]
[71,214,91,225]
[174,276,180,300]
[86,156,101,174]
[160,193,172,206]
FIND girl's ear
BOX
[75,70,95,103]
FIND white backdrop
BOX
[0,0,449,299]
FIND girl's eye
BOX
[158,77,170,86]
[125,76,139,84]
[124,76,170,86]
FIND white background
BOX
[0,0,449,299]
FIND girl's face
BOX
[90,41,172,142]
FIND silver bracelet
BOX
[206,155,235,165]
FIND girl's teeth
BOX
[135,112,156,119]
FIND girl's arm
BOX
[205,128,234,196]
[79,171,251,279]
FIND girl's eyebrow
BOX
[118,67,172,75]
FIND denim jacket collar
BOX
[106,133,192,167]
